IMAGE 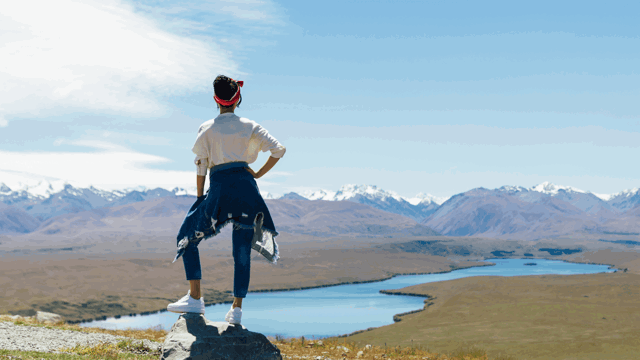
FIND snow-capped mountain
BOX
[0,181,194,223]
[291,184,443,221]
[424,181,640,240]
[300,189,336,201]
[297,184,447,204]
[260,192,278,200]
[498,182,616,215]
[530,181,586,195]
[424,186,596,240]
[607,188,640,212]
[407,192,449,206]
[3,177,640,239]
[527,181,640,212]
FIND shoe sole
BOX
[167,308,205,314]
[167,304,205,314]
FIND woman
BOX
[167,75,286,325]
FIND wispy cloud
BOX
[0,138,281,191]
[0,0,242,126]
[0,142,187,190]
[132,0,283,25]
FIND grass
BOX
[55,339,159,359]
[0,315,166,343]
[265,335,495,359]
[0,348,158,360]
[0,315,502,360]
[0,315,164,360]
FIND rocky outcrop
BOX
[36,311,63,324]
[161,313,282,360]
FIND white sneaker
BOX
[225,306,242,324]
[167,290,205,314]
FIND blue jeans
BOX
[182,225,253,298]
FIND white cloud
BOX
[0,0,240,124]
[0,147,188,191]
[133,0,283,27]
[0,140,280,191]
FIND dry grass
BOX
[0,315,498,360]
[56,338,160,359]
[0,348,157,360]
[265,335,493,359]
[344,272,640,360]
[0,243,482,324]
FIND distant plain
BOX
[3,229,640,359]
[2,192,640,359]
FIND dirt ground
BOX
[341,272,640,360]
[0,233,487,323]
[3,233,640,359]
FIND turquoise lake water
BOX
[79,258,615,339]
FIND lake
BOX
[79,258,616,339]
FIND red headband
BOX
[214,79,244,106]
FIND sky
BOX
[1,0,639,200]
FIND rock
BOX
[356,350,364,357]
[36,311,63,324]
[317,340,323,346]
[161,313,282,360]
[365,344,372,350]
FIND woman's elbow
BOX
[272,146,286,159]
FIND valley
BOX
[2,181,640,359]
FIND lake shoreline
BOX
[326,256,620,340]
[76,255,619,327]
[74,262,496,325]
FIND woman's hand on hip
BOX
[246,167,259,178]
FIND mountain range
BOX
[423,183,640,240]
[1,180,639,240]
[0,182,442,223]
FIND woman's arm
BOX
[196,175,206,197]
[248,156,280,179]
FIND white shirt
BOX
[192,113,286,176]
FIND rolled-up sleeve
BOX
[192,128,210,176]
[255,124,286,159]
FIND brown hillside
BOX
[340,272,640,360]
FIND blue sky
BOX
[1,0,639,199]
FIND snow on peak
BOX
[407,192,448,205]
[591,192,614,201]
[606,188,640,201]
[122,185,149,193]
[0,183,11,194]
[498,185,528,193]
[18,179,70,198]
[332,184,403,202]
[172,187,197,196]
[298,184,445,205]
[530,181,585,195]
[301,189,337,201]
[617,188,640,197]
[260,191,278,199]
